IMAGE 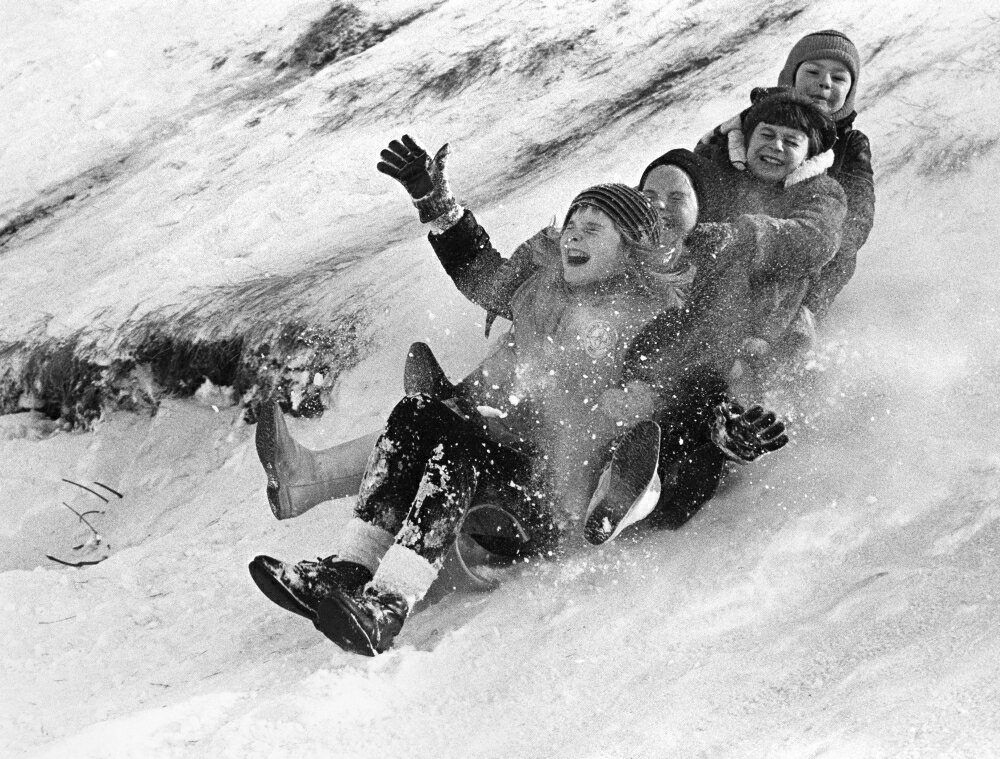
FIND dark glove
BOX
[377,134,436,198]
[710,400,788,464]
[377,135,456,223]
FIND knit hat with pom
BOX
[777,29,861,121]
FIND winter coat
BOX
[802,113,875,318]
[430,211,664,521]
[695,107,874,320]
[431,212,692,336]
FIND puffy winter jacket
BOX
[429,212,693,336]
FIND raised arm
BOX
[429,211,557,327]
[378,135,556,332]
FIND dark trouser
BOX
[647,367,728,530]
[355,394,556,565]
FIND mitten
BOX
[710,400,788,463]
[376,134,460,224]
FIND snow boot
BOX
[314,543,437,655]
[584,420,662,545]
[314,587,410,656]
[403,341,456,399]
[248,554,372,620]
[255,399,375,520]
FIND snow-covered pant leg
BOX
[355,394,552,566]
[392,434,480,563]
[354,394,473,534]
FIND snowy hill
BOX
[3,0,1000,756]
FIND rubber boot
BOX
[584,420,662,545]
[403,342,456,398]
[255,400,377,520]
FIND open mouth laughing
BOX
[564,249,591,266]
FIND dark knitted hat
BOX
[743,88,838,157]
[565,183,660,247]
[778,29,861,121]
[638,148,731,224]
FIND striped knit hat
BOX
[565,183,660,248]
[778,29,861,121]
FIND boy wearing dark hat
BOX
[636,147,732,308]
[696,29,874,324]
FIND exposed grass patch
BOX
[417,40,505,100]
[505,5,806,182]
[320,37,505,132]
[282,2,437,73]
[0,282,371,429]
[0,156,130,251]
[131,335,246,395]
[507,132,594,183]
[514,31,596,79]
[918,135,1000,176]
[240,320,364,422]
[603,5,805,121]
[4,337,112,427]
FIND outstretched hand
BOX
[711,400,788,464]
[377,134,446,199]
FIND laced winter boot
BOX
[584,420,663,545]
[248,554,372,620]
[314,586,410,656]
[313,543,438,655]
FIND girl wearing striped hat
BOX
[254,173,671,655]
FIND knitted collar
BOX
[784,148,835,187]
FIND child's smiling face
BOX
[560,206,627,286]
[641,165,699,247]
[794,58,853,115]
[746,122,810,184]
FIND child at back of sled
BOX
[696,29,875,333]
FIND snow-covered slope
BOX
[3,0,1000,756]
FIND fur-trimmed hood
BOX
[783,148,835,187]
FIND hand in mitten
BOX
[377,134,435,198]
[376,134,456,223]
[710,400,788,463]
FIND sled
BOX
[422,499,534,603]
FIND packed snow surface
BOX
[3,0,1000,757]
